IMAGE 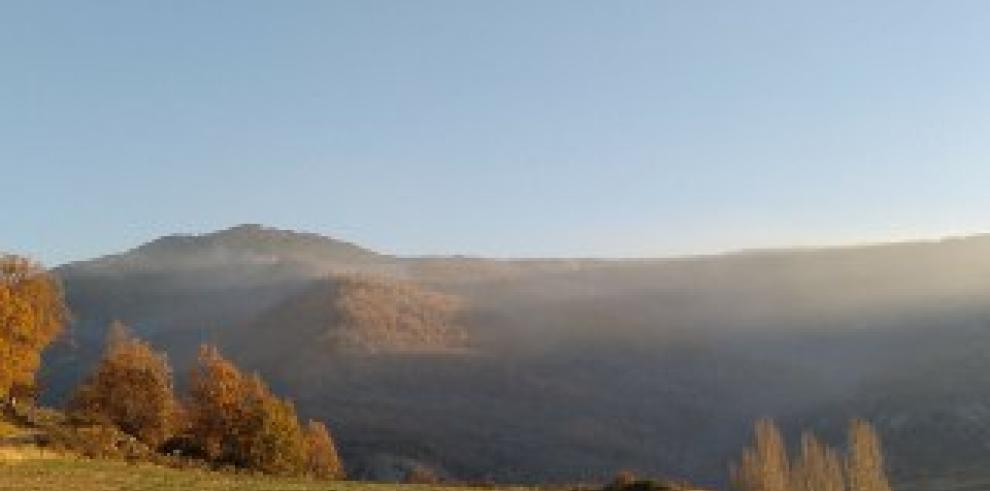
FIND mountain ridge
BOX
[55,223,990,271]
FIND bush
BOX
[602,471,690,491]
[46,423,152,460]
[404,464,441,484]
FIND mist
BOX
[44,226,990,489]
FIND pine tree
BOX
[847,419,892,491]
[0,255,68,404]
[70,322,179,447]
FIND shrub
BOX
[404,463,441,484]
[47,422,152,460]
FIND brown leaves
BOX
[0,255,68,400]
[187,344,341,477]
[67,332,344,479]
[304,420,345,479]
[327,275,468,353]
[69,322,179,447]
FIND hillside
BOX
[42,225,990,488]
[231,275,470,366]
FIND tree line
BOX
[731,418,892,491]
[1,254,342,479]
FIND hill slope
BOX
[42,226,990,488]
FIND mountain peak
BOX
[63,224,388,274]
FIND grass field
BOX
[0,453,525,491]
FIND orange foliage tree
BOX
[0,255,68,403]
[187,344,342,477]
[186,344,247,462]
[304,419,345,479]
[70,322,180,447]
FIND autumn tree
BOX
[732,418,892,491]
[187,344,251,463]
[238,373,306,475]
[847,419,892,491]
[187,345,338,477]
[70,322,180,447]
[790,432,845,491]
[731,418,790,491]
[304,420,345,479]
[0,255,69,405]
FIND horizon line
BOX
[44,224,990,269]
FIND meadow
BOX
[0,453,527,491]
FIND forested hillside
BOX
[42,225,990,488]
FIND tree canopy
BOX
[70,322,180,447]
[0,255,68,401]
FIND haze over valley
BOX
[35,224,990,489]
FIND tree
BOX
[187,344,251,463]
[70,322,179,447]
[304,420,344,479]
[790,432,845,491]
[187,345,329,476]
[0,255,68,404]
[238,373,306,475]
[847,419,892,491]
[731,418,892,491]
[731,418,789,491]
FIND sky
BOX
[4,1,990,266]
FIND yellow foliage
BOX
[70,322,179,447]
[304,420,344,479]
[187,345,341,478]
[329,275,467,352]
[0,255,68,400]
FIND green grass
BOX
[0,455,525,491]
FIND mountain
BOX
[42,226,990,489]
[64,224,388,273]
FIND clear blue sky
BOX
[4,1,990,266]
